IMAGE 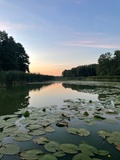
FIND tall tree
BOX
[0,30,30,72]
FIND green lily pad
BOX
[72,153,92,160]
[53,151,66,157]
[107,131,120,145]
[33,136,49,144]
[60,143,79,154]
[66,127,78,135]
[28,129,46,136]
[0,144,20,155]
[44,141,60,152]
[44,126,55,132]
[39,154,57,160]
[79,143,98,156]
[77,128,90,136]
[11,132,32,142]
[98,130,111,138]
[26,124,42,130]
[3,125,18,134]
[98,150,109,156]
[19,149,44,159]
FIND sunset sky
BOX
[0,0,120,76]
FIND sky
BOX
[0,0,120,76]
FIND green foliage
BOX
[23,111,30,117]
[62,64,97,77]
[0,30,30,72]
[89,100,92,103]
[83,111,89,116]
[42,108,46,112]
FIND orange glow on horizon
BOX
[29,65,63,76]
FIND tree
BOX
[0,30,30,72]
[97,52,112,76]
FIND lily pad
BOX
[60,143,79,154]
[39,154,57,160]
[44,141,60,152]
[28,129,46,136]
[11,132,32,142]
[79,143,98,156]
[33,136,49,145]
[115,144,120,151]
[77,128,90,136]
[66,127,78,135]
[0,144,20,155]
[72,153,92,160]
[44,126,55,132]
[107,131,120,145]
[98,130,111,138]
[53,151,66,157]
[19,149,44,160]
[98,150,109,156]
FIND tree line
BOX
[62,50,120,77]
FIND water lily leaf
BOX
[11,132,32,142]
[107,131,120,145]
[98,150,109,156]
[53,151,66,157]
[41,121,51,127]
[19,149,44,160]
[28,129,46,136]
[60,143,79,154]
[115,144,120,151]
[66,127,78,135]
[44,141,60,152]
[98,130,111,138]
[77,128,90,136]
[39,154,57,160]
[44,126,55,132]
[0,144,20,155]
[56,121,68,127]
[0,119,5,128]
[33,136,49,144]
[26,124,42,130]
[72,153,92,160]
[94,115,106,120]
[79,144,98,156]
[3,125,18,134]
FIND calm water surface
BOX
[0,81,120,160]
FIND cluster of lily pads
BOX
[0,92,119,159]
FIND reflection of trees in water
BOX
[62,83,120,101]
[62,83,96,92]
[0,83,53,116]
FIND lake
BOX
[0,81,120,160]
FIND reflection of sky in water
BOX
[28,82,98,108]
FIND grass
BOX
[0,71,55,87]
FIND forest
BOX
[62,51,120,77]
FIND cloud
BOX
[0,21,27,30]
[61,40,120,49]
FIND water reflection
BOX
[0,83,53,116]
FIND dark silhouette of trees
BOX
[0,30,30,72]
[97,50,120,76]
[62,50,120,77]
[62,64,97,77]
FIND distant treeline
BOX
[62,50,120,77]
[0,71,55,87]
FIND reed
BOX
[0,71,55,86]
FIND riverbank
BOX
[55,76,120,82]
